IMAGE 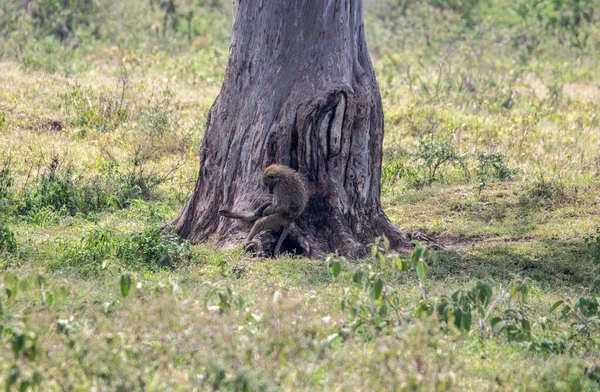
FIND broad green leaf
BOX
[352,271,364,285]
[411,244,426,267]
[453,307,463,329]
[120,273,133,297]
[379,303,388,317]
[474,281,493,306]
[575,296,599,318]
[57,320,69,335]
[492,319,507,334]
[329,261,341,278]
[393,257,408,272]
[327,333,341,345]
[461,311,472,331]
[371,279,383,301]
[416,261,428,280]
[549,300,564,313]
[383,236,390,250]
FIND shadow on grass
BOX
[431,239,595,287]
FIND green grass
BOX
[1,0,600,390]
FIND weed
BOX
[381,159,420,192]
[0,220,17,253]
[139,88,178,138]
[416,136,468,185]
[585,227,600,265]
[129,226,191,269]
[330,238,599,354]
[0,154,13,215]
[58,83,129,133]
[475,152,518,195]
[16,154,173,220]
[330,238,433,341]
[524,177,570,206]
[60,224,190,274]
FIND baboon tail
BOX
[219,209,261,223]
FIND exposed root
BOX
[408,231,445,250]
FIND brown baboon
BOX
[219,164,308,256]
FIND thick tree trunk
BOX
[170,0,409,258]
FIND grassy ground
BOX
[1,0,600,390]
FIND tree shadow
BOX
[431,239,595,288]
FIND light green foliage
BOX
[332,240,600,356]
[513,0,597,50]
[0,0,600,389]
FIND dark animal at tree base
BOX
[219,164,308,257]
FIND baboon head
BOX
[263,164,296,194]
[263,165,279,194]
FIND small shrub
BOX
[129,226,191,270]
[329,238,595,353]
[430,0,482,27]
[331,238,433,341]
[20,156,76,216]
[416,137,468,185]
[381,159,420,192]
[475,152,518,195]
[0,155,14,214]
[513,0,596,50]
[0,220,17,253]
[58,83,129,133]
[61,225,190,274]
[524,178,570,206]
[17,155,152,220]
[585,228,600,265]
[138,88,178,138]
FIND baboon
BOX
[219,164,308,257]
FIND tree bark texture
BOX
[171,0,409,258]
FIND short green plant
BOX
[0,220,17,254]
[139,88,178,138]
[437,279,533,344]
[0,155,14,215]
[58,83,129,133]
[16,155,166,220]
[381,159,420,192]
[416,137,468,186]
[548,295,600,352]
[475,152,518,195]
[129,226,191,270]
[330,238,598,354]
[585,227,600,264]
[61,224,191,274]
[330,237,432,341]
[202,283,245,313]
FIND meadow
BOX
[1,0,600,390]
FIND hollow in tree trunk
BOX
[170,0,410,258]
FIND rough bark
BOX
[170,0,409,258]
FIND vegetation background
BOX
[1,0,600,389]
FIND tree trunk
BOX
[170,0,409,258]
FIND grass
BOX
[1,0,600,390]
